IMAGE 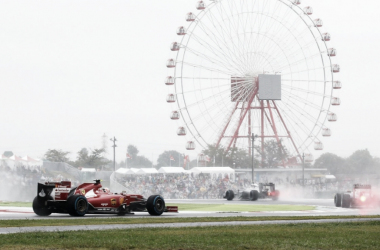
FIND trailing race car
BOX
[224,183,280,201]
[32,180,178,216]
[334,184,379,208]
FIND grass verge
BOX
[0,215,380,228]
[0,221,380,249]
[0,202,32,207]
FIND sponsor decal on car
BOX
[166,206,178,212]
[119,197,124,204]
[111,198,116,206]
[80,189,86,195]
[101,203,108,206]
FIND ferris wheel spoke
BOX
[254,5,288,59]
[282,88,328,113]
[189,24,245,72]
[184,44,242,73]
[181,61,236,75]
[177,78,252,97]
[180,76,231,80]
[282,79,326,83]
[278,93,327,132]
[277,50,325,72]
[274,102,316,151]
[282,83,331,98]
[200,8,248,70]
[218,1,246,63]
[180,85,252,115]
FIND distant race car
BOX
[334,184,379,208]
[32,179,178,216]
[224,183,280,201]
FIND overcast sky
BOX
[0,0,379,163]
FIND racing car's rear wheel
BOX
[32,196,52,216]
[67,195,88,216]
[250,190,259,201]
[225,190,234,201]
[341,194,351,208]
[146,195,165,216]
[334,193,342,207]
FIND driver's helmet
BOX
[103,188,110,193]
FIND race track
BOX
[1,198,380,220]
[0,198,380,234]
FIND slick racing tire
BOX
[341,194,351,208]
[250,190,259,201]
[67,195,88,216]
[146,195,165,216]
[32,196,53,216]
[225,190,234,201]
[334,193,342,207]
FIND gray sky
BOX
[0,0,379,163]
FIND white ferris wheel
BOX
[165,0,341,164]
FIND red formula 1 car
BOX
[32,180,178,216]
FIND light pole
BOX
[110,137,117,172]
[251,133,257,183]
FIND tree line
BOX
[44,140,380,175]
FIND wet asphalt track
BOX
[0,198,379,234]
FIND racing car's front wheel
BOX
[67,195,88,216]
[32,196,52,216]
[146,195,165,216]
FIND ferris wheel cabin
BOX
[165,76,175,85]
[333,81,342,89]
[186,12,196,22]
[292,0,301,5]
[166,94,176,103]
[196,1,206,10]
[170,111,180,120]
[331,97,341,106]
[166,59,176,68]
[177,127,186,136]
[186,141,195,150]
[314,142,324,150]
[177,26,186,35]
[332,64,340,73]
[322,33,331,41]
[304,154,314,163]
[314,18,323,27]
[303,6,313,15]
[322,128,332,137]
[170,42,180,51]
[328,48,337,57]
[328,113,337,122]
